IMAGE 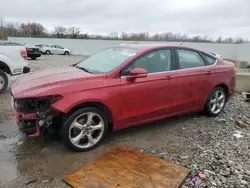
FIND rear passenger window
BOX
[177,49,205,69]
[203,54,216,65]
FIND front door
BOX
[50,45,57,54]
[119,49,177,128]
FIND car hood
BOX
[11,66,106,98]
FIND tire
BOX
[45,50,51,55]
[204,87,227,117]
[0,70,8,94]
[31,57,37,60]
[62,107,109,152]
[64,51,69,55]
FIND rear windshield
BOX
[76,47,141,74]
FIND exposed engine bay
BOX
[11,95,62,138]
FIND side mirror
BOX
[126,68,147,81]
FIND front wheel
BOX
[31,57,37,60]
[62,107,109,152]
[204,87,227,117]
[0,70,8,94]
[64,51,69,55]
[45,50,51,55]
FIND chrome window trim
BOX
[121,60,217,79]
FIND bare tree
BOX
[54,26,67,38]
[121,32,129,40]
[2,20,249,43]
[68,27,81,38]
[234,36,245,44]
[216,36,222,43]
[223,37,234,43]
[5,23,19,37]
[19,22,46,37]
[109,31,119,39]
[29,22,46,37]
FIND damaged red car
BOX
[10,45,236,152]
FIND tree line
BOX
[3,22,248,44]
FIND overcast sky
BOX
[1,0,250,38]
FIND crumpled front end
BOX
[10,92,63,138]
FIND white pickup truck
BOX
[0,41,30,93]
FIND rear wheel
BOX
[0,70,8,94]
[204,87,227,116]
[45,50,51,55]
[31,57,37,60]
[62,107,109,152]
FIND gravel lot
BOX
[0,55,250,188]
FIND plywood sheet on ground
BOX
[63,145,190,188]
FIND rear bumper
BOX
[10,66,30,76]
[27,52,41,58]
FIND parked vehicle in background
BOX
[10,45,236,152]
[34,44,44,48]
[40,44,70,55]
[26,45,41,60]
[0,41,30,93]
[210,52,223,59]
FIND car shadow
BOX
[104,112,202,142]
[23,111,207,154]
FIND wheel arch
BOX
[204,83,229,108]
[66,101,113,125]
[0,61,11,74]
[213,83,229,98]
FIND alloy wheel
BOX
[209,90,225,114]
[69,112,105,149]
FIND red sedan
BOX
[10,45,236,152]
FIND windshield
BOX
[76,47,141,74]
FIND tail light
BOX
[20,49,27,60]
[26,48,32,51]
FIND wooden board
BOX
[63,145,190,188]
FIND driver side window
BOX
[122,49,172,76]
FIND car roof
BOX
[50,44,63,47]
[122,43,214,57]
[123,43,200,51]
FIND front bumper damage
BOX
[10,95,60,138]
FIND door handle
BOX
[205,71,212,75]
[164,76,173,81]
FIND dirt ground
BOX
[0,55,250,188]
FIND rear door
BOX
[119,48,178,128]
[173,48,213,111]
